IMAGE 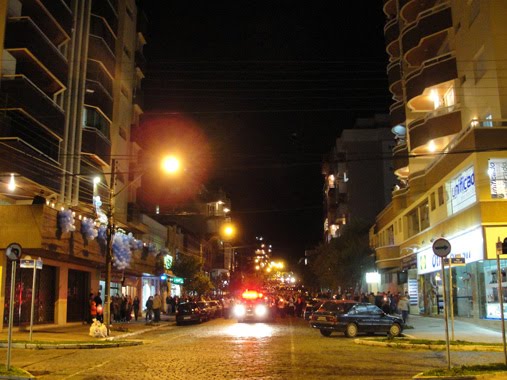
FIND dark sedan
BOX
[309,300,404,338]
[176,302,207,325]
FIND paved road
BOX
[2,317,505,380]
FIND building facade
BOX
[372,0,507,325]
[322,114,396,241]
[0,0,165,328]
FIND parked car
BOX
[309,300,404,338]
[175,302,207,325]
[208,300,223,318]
[303,299,324,320]
[196,301,214,321]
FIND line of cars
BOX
[175,299,225,325]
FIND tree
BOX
[310,219,374,294]
[189,272,214,297]
[172,254,201,283]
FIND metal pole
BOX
[7,261,17,370]
[29,263,37,341]
[448,259,455,341]
[441,257,451,370]
[104,158,116,335]
[496,247,507,365]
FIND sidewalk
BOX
[403,315,504,344]
[0,313,176,346]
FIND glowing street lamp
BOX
[161,155,180,174]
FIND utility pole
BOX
[104,159,116,335]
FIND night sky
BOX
[138,1,391,266]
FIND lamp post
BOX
[102,155,181,334]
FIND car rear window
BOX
[322,302,355,314]
[178,303,196,312]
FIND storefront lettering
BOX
[452,172,475,199]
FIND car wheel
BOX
[389,323,402,337]
[320,329,332,337]
[345,323,358,338]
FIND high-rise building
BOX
[0,0,163,327]
[372,1,507,324]
[323,114,395,241]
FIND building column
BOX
[55,266,69,325]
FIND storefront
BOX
[417,227,483,319]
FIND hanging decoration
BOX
[81,217,98,240]
[111,230,143,270]
[58,209,76,233]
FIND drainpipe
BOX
[71,0,92,206]
[59,0,80,205]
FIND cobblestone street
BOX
[2,317,504,380]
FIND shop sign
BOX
[170,277,184,285]
[163,254,173,270]
[488,159,507,199]
[446,165,476,215]
[417,228,483,275]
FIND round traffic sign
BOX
[432,238,451,257]
[6,243,22,261]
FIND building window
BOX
[387,225,394,245]
[469,0,480,26]
[430,192,436,211]
[438,186,445,206]
[406,209,419,238]
[474,48,487,83]
[484,113,493,127]
[443,86,455,107]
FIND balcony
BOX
[82,107,111,165]
[23,0,72,45]
[85,80,113,120]
[0,137,61,194]
[88,16,116,76]
[0,76,65,138]
[405,53,457,103]
[409,109,461,152]
[393,143,409,175]
[135,50,147,75]
[400,0,439,24]
[91,0,118,35]
[0,205,104,264]
[384,17,399,48]
[389,100,406,127]
[383,0,397,18]
[5,18,68,93]
[86,60,113,96]
[401,3,452,57]
[375,245,400,270]
[387,60,403,100]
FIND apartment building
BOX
[323,114,395,241]
[373,0,507,324]
[0,0,163,327]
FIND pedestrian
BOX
[145,296,154,322]
[87,292,95,324]
[397,294,409,324]
[153,293,162,322]
[94,292,103,323]
[133,296,140,321]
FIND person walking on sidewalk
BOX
[133,296,140,321]
[398,294,409,324]
[145,296,154,322]
[153,293,162,322]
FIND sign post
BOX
[5,243,22,371]
[496,238,507,365]
[21,257,43,341]
[432,238,451,370]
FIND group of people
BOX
[88,292,142,324]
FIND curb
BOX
[354,339,503,352]
[412,372,507,379]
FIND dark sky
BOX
[138,1,391,266]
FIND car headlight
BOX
[255,304,267,317]
[233,304,246,317]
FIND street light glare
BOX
[161,156,180,174]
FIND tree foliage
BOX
[309,219,374,294]
[172,254,201,282]
[189,272,214,296]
